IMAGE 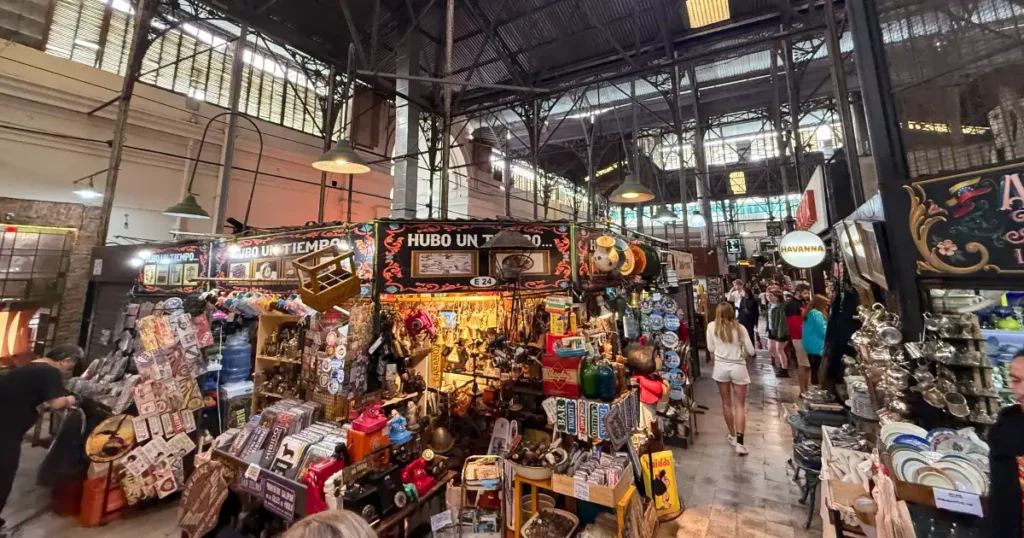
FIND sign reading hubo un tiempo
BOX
[905,165,1024,275]
[377,221,572,293]
[212,225,375,296]
[137,243,208,294]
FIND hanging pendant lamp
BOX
[312,139,370,174]
[654,205,678,222]
[163,194,211,219]
[608,174,655,203]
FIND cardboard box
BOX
[542,354,581,398]
[551,463,632,507]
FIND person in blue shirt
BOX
[799,294,829,394]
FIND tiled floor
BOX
[658,348,823,538]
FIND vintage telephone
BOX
[303,443,349,515]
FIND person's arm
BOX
[705,322,716,354]
[741,325,755,356]
[38,366,74,410]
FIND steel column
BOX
[97,0,156,245]
[770,46,793,222]
[584,118,595,222]
[688,65,713,247]
[531,100,540,219]
[214,24,248,232]
[392,30,421,219]
[503,136,512,217]
[439,0,455,218]
[850,91,872,156]
[317,64,336,224]
[823,0,865,208]
[672,60,690,248]
[847,0,922,336]
[783,39,805,193]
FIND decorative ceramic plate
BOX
[914,467,955,489]
[881,423,928,445]
[665,314,681,331]
[935,436,976,455]
[891,434,930,452]
[661,332,680,348]
[663,350,681,369]
[933,461,981,494]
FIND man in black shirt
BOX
[0,344,80,533]
[989,353,1024,537]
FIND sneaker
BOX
[727,435,737,447]
[735,443,749,456]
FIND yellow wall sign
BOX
[640,450,681,517]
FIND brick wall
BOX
[0,197,102,350]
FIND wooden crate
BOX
[551,463,632,507]
[292,246,360,312]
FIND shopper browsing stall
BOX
[784,284,811,378]
[283,510,377,538]
[799,295,828,394]
[988,352,1024,537]
[0,345,80,534]
[706,303,754,456]
[767,292,789,376]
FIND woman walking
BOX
[800,295,829,393]
[706,303,755,456]
[767,291,789,376]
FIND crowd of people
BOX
[708,277,830,457]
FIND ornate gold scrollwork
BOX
[904,184,993,274]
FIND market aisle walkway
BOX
[659,349,823,538]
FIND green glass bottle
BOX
[595,361,616,401]
[580,358,600,399]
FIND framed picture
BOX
[281,257,299,279]
[169,264,183,285]
[411,251,478,278]
[182,263,200,286]
[155,265,169,285]
[490,251,550,276]
[253,258,279,280]
[228,261,251,280]
[143,265,156,285]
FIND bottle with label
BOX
[622,309,639,340]
[579,358,601,399]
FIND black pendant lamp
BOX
[608,174,655,203]
[654,205,678,222]
[312,44,370,175]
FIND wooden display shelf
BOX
[257,355,303,365]
[512,474,636,538]
[253,314,302,415]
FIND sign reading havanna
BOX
[778,230,827,268]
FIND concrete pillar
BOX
[391,32,420,219]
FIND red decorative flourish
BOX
[409,282,463,292]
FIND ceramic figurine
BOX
[389,410,413,444]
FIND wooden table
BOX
[512,475,636,538]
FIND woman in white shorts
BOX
[706,302,755,455]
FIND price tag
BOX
[430,509,454,531]
[933,487,983,517]
[573,478,590,501]
[244,463,261,482]
[368,336,383,354]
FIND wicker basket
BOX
[291,246,361,312]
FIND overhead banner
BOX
[906,165,1024,276]
[212,224,375,296]
[377,221,572,293]
[136,243,209,295]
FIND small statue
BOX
[405,401,420,431]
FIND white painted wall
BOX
[0,43,394,243]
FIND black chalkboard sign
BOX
[376,220,572,294]
[906,164,1024,276]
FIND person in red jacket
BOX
[784,284,811,380]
